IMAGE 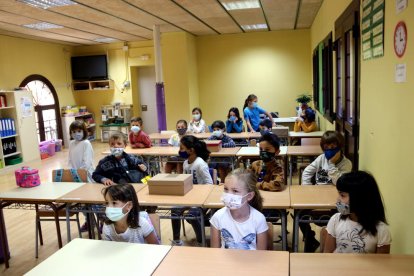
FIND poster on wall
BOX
[21,96,32,117]
[361,0,385,60]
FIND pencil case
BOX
[15,167,41,188]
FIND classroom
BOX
[0,0,413,274]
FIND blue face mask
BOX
[229,116,236,122]
[336,201,350,215]
[178,150,189,159]
[131,126,140,133]
[71,131,84,141]
[324,147,340,160]
[252,102,258,108]
[212,130,222,138]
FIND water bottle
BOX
[246,159,251,169]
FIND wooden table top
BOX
[290,253,414,276]
[56,183,146,204]
[26,239,172,276]
[274,117,298,123]
[149,132,261,140]
[137,185,214,207]
[290,185,337,209]
[153,246,289,276]
[289,131,325,138]
[287,145,322,156]
[210,147,241,157]
[203,185,291,209]
[0,182,85,202]
[236,146,288,156]
[103,146,241,157]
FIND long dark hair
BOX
[227,169,263,211]
[103,184,140,228]
[227,107,242,122]
[180,135,210,161]
[336,171,387,236]
[243,94,257,110]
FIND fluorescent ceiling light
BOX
[241,24,268,30]
[23,22,63,30]
[17,0,77,9]
[222,0,260,10]
[94,37,117,43]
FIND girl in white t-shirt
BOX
[188,107,207,134]
[102,184,159,244]
[324,171,391,253]
[210,169,268,250]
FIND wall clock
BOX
[394,21,407,58]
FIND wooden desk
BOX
[26,239,172,276]
[203,185,290,250]
[274,117,297,130]
[153,246,289,276]
[57,183,146,242]
[236,146,288,157]
[149,132,172,141]
[289,131,325,139]
[286,145,322,185]
[0,182,85,268]
[138,185,213,246]
[290,185,337,252]
[290,253,414,276]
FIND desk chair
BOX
[35,169,86,258]
[267,222,274,250]
[272,126,289,146]
[298,138,321,184]
[148,213,161,242]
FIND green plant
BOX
[296,94,312,104]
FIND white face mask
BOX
[192,114,201,121]
[110,147,124,157]
[336,201,350,215]
[212,130,222,138]
[105,202,129,222]
[221,192,248,210]
[71,131,83,141]
[131,125,140,133]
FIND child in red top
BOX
[129,117,152,148]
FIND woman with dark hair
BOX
[324,171,391,253]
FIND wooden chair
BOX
[272,126,289,146]
[35,169,87,258]
[267,222,274,250]
[319,226,328,252]
[148,213,161,242]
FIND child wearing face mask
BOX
[294,108,317,133]
[92,133,147,186]
[251,133,285,192]
[243,94,275,132]
[68,120,95,232]
[171,135,213,246]
[188,107,207,134]
[324,171,391,253]
[102,183,159,244]
[208,120,236,182]
[164,119,188,174]
[300,131,352,252]
[68,120,95,182]
[226,107,244,133]
[210,169,268,250]
[129,117,151,148]
[258,118,273,137]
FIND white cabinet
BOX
[61,113,95,147]
[0,90,39,169]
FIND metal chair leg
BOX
[182,219,186,236]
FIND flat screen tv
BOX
[71,55,108,81]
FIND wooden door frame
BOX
[19,75,63,142]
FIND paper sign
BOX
[395,63,406,83]
[21,96,32,117]
[396,0,407,14]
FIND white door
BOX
[138,66,158,134]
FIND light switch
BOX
[142,105,148,111]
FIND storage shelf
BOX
[0,134,18,140]
[73,80,114,91]
[87,123,96,128]
[4,151,21,158]
[0,106,15,110]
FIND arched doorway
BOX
[20,75,63,143]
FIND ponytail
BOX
[180,135,210,162]
[227,168,263,211]
[243,94,257,111]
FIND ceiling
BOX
[0,0,323,46]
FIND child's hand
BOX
[138,164,147,171]
[250,129,256,133]
[329,150,341,164]
[102,178,115,186]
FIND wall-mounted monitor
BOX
[71,55,108,81]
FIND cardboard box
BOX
[148,174,193,196]
[205,140,222,152]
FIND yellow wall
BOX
[0,35,74,106]
[196,30,311,125]
[312,0,414,253]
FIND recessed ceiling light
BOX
[222,0,260,11]
[23,22,64,30]
[241,24,268,31]
[17,0,77,9]
[94,37,117,43]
